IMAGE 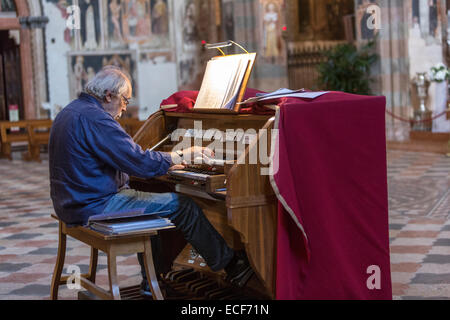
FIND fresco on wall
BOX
[79,0,102,50]
[152,0,169,35]
[106,0,170,49]
[45,0,74,45]
[356,0,379,40]
[258,0,285,64]
[182,0,198,46]
[175,0,213,89]
[410,0,443,45]
[429,0,439,38]
[180,0,210,49]
[0,0,16,12]
[297,0,354,41]
[412,0,420,25]
[177,0,199,89]
[45,0,102,49]
[46,0,171,49]
[262,1,282,61]
[69,53,136,99]
[222,0,234,41]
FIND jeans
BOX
[102,189,234,277]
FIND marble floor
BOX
[0,149,449,300]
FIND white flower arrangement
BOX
[429,63,450,83]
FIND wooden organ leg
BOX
[228,203,278,298]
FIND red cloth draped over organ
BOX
[273,92,392,299]
[159,90,392,299]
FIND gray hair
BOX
[85,66,131,100]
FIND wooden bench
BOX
[0,119,52,161]
[0,118,143,161]
[50,214,172,300]
[25,120,53,162]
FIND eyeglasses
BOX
[120,95,130,106]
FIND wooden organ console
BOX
[130,110,278,299]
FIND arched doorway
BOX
[0,29,23,121]
[0,0,35,120]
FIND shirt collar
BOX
[79,92,104,110]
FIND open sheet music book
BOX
[237,88,329,105]
[194,53,257,113]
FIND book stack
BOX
[87,208,174,235]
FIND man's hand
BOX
[184,146,214,163]
[170,146,214,165]
[168,164,186,171]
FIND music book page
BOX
[194,53,256,111]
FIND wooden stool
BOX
[50,214,171,300]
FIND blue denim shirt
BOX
[49,93,172,225]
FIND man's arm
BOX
[82,116,214,178]
[82,115,172,178]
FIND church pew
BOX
[0,119,52,161]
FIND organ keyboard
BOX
[130,110,277,299]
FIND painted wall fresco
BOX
[174,0,215,90]
[44,0,178,120]
[262,0,283,62]
[355,0,380,41]
[410,0,442,44]
[44,0,73,45]
[46,0,171,50]
[79,0,103,49]
[256,0,286,66]
[295,0,354,41]
[106,0,170,49]
[69,53,136,100]
[222,0,234,41]
[0,0,16,12]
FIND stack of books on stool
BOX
[87,208,174,235]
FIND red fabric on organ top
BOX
[160,90,199,113]
[159,88,275,115]
[273,92,392,299]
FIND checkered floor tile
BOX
[0,150,449,299]
[0,154,141,300]
[386,151,450,300]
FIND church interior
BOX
[0,0,449,301]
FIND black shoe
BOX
[140,278,186,299]
[140,279,153,298]
[225,250,254,288]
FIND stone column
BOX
[356,0,411,141]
